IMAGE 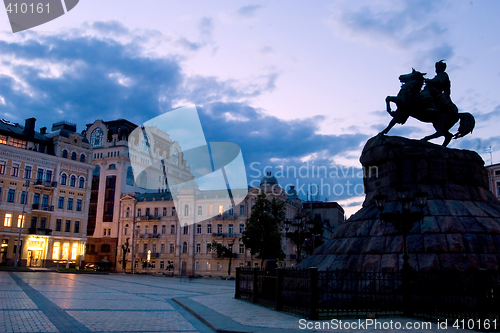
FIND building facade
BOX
[486,163,500,198]
[0,118,92,267]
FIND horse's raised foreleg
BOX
[386,96,397,114]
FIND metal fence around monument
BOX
[235,268,500,330]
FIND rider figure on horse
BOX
[421,60,456,117]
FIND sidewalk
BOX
[173,293,478,333]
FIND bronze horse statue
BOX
[379,69,475,147]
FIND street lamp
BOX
[14,180,29,268]
[227,239,234,276]
[375,188,428,316]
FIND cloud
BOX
[198,17,214,37]
[237,5,262,18]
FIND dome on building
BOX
[287,185,299,200]
[260,171,279,186]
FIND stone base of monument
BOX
[301,135,500,272]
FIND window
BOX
[161,225,166,234]
[35,169,43,181]
[65,220,71,232]
[206,244,211,254]
[62,150,68,158]
[71,152,77,161]
[52,242,60,260]
[217,224,223,233]
[161,243,165,253]
[197,206,202,215]
[60,173,67,185]
[228,205,233,216]
[70,175,76,187]
[42,195,49,208]
[228,224,233,236]
[152,244,157,254]
[208,205,213,215]
[40,217,46,229]
[24,165,31,179]
[171,207,176,216]
[142,244,148,253]
[206,261,211,271]
[497,182,500,197]
[153,225,158,234]
[74,221,80,234]
[46,170,52,182]
[137,209,141,217]
[76,199,82,212]
[67,198,73,210]
[207,224,212,234]
[196,224,201,234]
[62,243,70,260]
[160,261,165,269]
[58,197,64,209]
[240,205,245,215]
[217,262,222,271]
[169,243,174,253]
[78,177,85,188]
[163,207,167,216]
[20,191,26,204]
[33,193,40,205]
[0,135,5,144]
[146,208,150,216]
[172,148,179,165]
[126,207,130,218]
[0,161,5,174]
[80,154,86,163]
[56,219,62,232]
[9,138,27,149]
[7,189,15,202]
[218,205,223,215]
[184,204,189,216]
[71,243,78,260]
[195,261,200,271]
[182,242,187,254]
[183,224,188,235]
[124,224,129,235]
[170,225,175,234]
[239,244,245,254]
[125,166,134,186]
[154,208,158,217]
[139,171,147,188]
[108,164,116,170]
[240,224,245,233]
[196,243,201,254]
[4,213,12,227]
[101,244,111,253]
[30,217,37,229]
[11,163,19,177]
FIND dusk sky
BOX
[1,0,499,217]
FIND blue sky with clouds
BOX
[1,0,499,217]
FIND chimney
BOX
[24,118,36,137]
[40,127,47,135]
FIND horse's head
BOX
[399,68,426,84]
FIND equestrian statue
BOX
[379,60,475,147]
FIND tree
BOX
[121,238,130,271]
[241,192,285,266]
[208,240,234,275]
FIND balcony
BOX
[32,204,54,212]
[138,252,160,258]
[29,227,52,235]
[214,213,238,220]
[137,215,161,221]
[212,253,237,259]
[212,232,238,239]
[33,180,57,188]
[139,233,161,239]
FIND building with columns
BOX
[0,118,92,267]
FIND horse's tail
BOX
[453,112,475,139]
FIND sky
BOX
[1,0,500,217]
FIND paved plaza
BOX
[0,271,477,333]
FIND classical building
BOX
[0,118,92,267]
[116,172,347,275]
[486,163,500,198]
[83,119,192,267]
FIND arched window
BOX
[124,224,129,235]
[80,154,86,163]
[126,166,134,186]
[60,173,67,185]
[182,242,188,254]
[139,171,147,189]
[91,128,104,147]
[78,177,85,188]
[70,175,76,187]
[126,207,130,218]
[172,148,179,165]
[108,164,116,170]
[71,152,77,161]
[62,150,68,158]
[93,166,100,177]
[184,205,189,216]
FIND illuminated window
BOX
[62,243,70,260]
[9,138,27,149]
[0,161,5,174]
[17,215,24,228]
[71,243,78,260]
[0,135,7,144]
[218,205,223,215]
[52,242,60,260]
[208,205,213,215]
[4,213,12,227]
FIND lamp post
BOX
[14,180,29,268]
[227,239,234,276]
[374,187,428,316]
